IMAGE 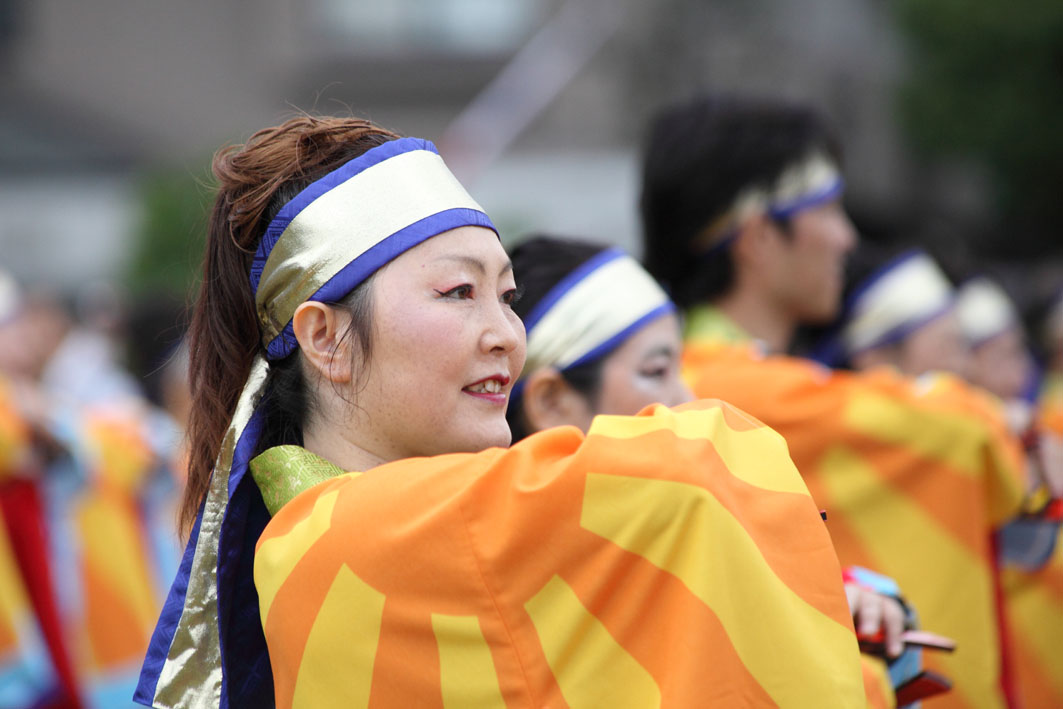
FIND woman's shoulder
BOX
[256,398,813,550]
[253,402,858,708]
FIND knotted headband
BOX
[516,248,674,395]
[137,137,495,709]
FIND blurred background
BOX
[1,0,1061,329]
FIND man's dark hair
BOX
[639,94,841,308]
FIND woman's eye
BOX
[639,363,670,379]
[501,284,524,307]
[435,285,473,299]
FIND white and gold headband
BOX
[840,250,955,357]
[518,248,674,387]
[693,152,843,255]
[955,277,1020,347]
[138,137,495,708]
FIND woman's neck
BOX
[301,422,391,473]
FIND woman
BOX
[506,237,692,442]
[136,117,865,708]
[809,248,970,379]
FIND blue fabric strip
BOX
[249,137,438,295]
[766,176,844,220]
[522,248,625,335]
[694,229,740,261]
[509,302,676,405]
[840,248,924,317]
[216,402,269,708]
[264,207,496,360]
[565,302,677,370]
[847,299,956,357]
[135,499,206,705]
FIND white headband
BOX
[841,250,955,356]
[251,138,494,359]
[955,277,1020,347]
[693,152,843,254]
[521,249,674,379]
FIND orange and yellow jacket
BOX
[682,314,1025,709]
[253,399,867,708]
[998,370,1063,708]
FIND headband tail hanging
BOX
[138,355,272,709]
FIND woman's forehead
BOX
[391,226,509,271]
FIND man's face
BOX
[764,199,857,324]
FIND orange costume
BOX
[64,406,175,707]
[252,399,866,708]
[997,371,1063,707]
[682,310,1025,709]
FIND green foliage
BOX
[894,0,1063,242]
[125,165,213,300]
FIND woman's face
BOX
[898,310,970,379]
[594,312,693,416]
[968,327,1031,400]
[349,226,525,460]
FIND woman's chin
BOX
[459,424,513,453]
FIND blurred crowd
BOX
[0,93,1061,709]
[0,277,187,707]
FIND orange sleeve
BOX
[254,399,865,708]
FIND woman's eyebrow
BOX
[434,254,514,276]
[643,345,677,360]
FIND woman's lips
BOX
[463,375,511,403]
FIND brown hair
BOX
[180,116,400,534]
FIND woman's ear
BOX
[292,302,354,384]
[521,368,596,435]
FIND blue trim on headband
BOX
[848,299,957,358]
[522,248,626,335]
[841,248,926,318]
[264,207,496,360]
[566,302,677,370]
[695,229,740,262]
[766,175,844,220]
[510,302,676,404]
[249,137,438,295]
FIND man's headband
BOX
[692,152,844,257]
[139,136,494,708]
[517,248,675,391]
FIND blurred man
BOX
[640,94,1027,709]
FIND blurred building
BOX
[1,0,1058,306]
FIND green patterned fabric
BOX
[249,445,346,515]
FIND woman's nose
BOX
[481,300,524,355]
